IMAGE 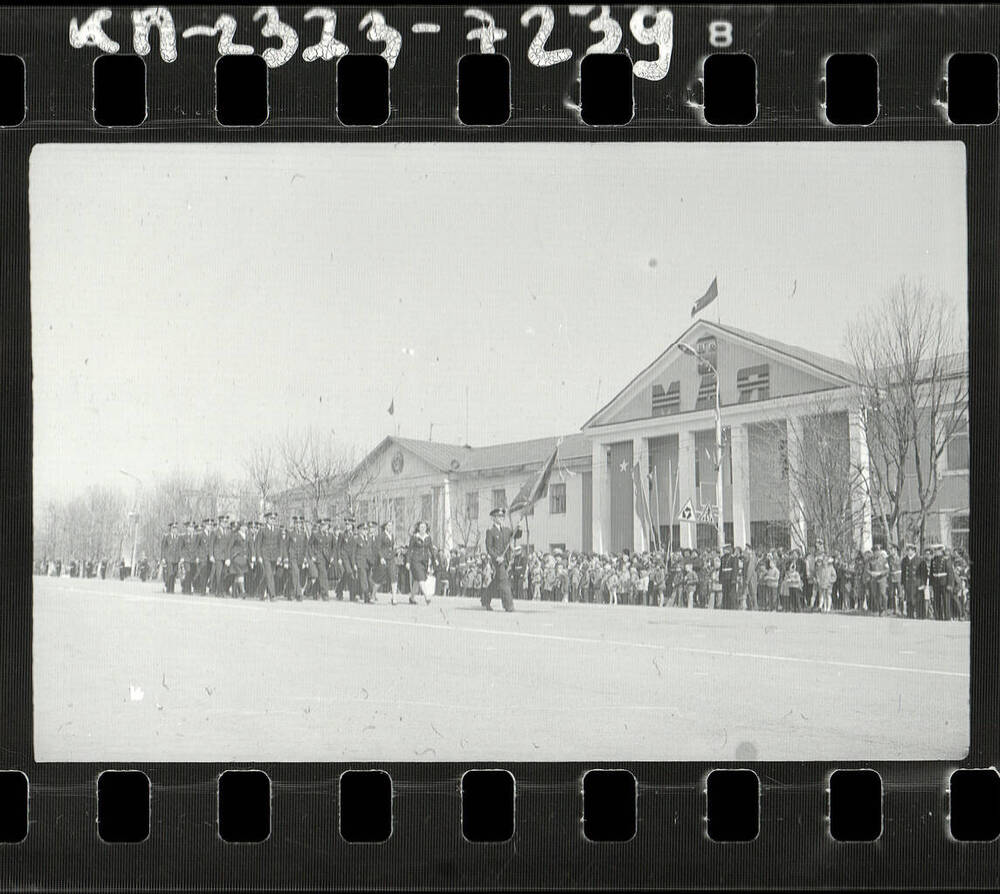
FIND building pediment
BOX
[583,320,856,429]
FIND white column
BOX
[730,423,751,549]
[786,416,808,551]
[848,408,873,551]
[632,436,649,552]
[443,476,453,551]
[591,439,609,554]
[677,430,697,549]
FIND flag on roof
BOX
[387,399,394,416]
[690,276,719,317]
[509,442,560,515]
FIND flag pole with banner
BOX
[508,440,561,550]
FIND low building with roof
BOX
[343,433,592,552]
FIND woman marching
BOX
[405,520,436,605]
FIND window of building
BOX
[945,429,969,472]
[736,364,770,403]
[549,482,567,514]
[492,488,506,511]
[549,543,566,553]
[950,513,969,553]
[465,490,479,520]
[357,501,369,523]
[420,494,432,524]
[652,380,681,417]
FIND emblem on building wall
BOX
[391,450,405,474]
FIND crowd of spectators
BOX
[433,541,970,621]
[34,540,970,622]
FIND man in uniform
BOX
[375,520,398,603]
[193,520,211,595]
[339,517,358,601]
[352,521,376,603]
[484,506,521,612]
[900,543,918,619]
[719,544,736,610]
[160,522,182,593]
[929,544,951,621]
[286,516,314,601]
[256,510,285,601]
[179,521,197,594]
[869,546,889,616]
[211,514,234,596]
[309,518,334,601]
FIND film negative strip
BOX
[1,3,998,890]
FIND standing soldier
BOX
[160,522,182,593]
[339,517,359,601]
[193,520,211,595]
[246,520,260,597]
[286,516,312,601]
[227,520,250,597]
[212,515,234,596]
[376,520,398,604]
[203,517,217,594]
[353,521,375,603]
[483,507,521,612]
[180,521,197,594]
[256,510,285,601]
[929,544,951,621]
[900,543,918,618]
[329,519,345,599]
[309,518,334,601]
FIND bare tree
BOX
[280,427,353,520]
[242,438,283,516]
[845,277,967,550]
[450,491,481,550]
[341,446,381,517]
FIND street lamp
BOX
[678,343,726,552]
[119,469,143,577]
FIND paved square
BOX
[32,576,969,762]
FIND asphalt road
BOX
[32,576,970,762]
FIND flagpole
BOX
[653,466,662,552]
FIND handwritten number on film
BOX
[69,6,684,80]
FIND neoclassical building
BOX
[346,320,969,555]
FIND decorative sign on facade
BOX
[695,336,718,376]
[391,450,405,474]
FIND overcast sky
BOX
[30,141,967,507]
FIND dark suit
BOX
[309,529,333,599]
[161,533,182,593]
[339,531,358,599]
[355,533,378,602]
[212,527,234,596]
[287,528,314,600]
[484,523,519,611]
[376,531,396,591]
[193,531,211,594]
[179,531,196,593]
[257,524,286,600]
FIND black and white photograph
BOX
[30,140,970,762]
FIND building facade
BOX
[344,434,593,553]
[581,320,969,554]
[343,320,969,556]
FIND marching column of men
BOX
[161,513,399,603]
